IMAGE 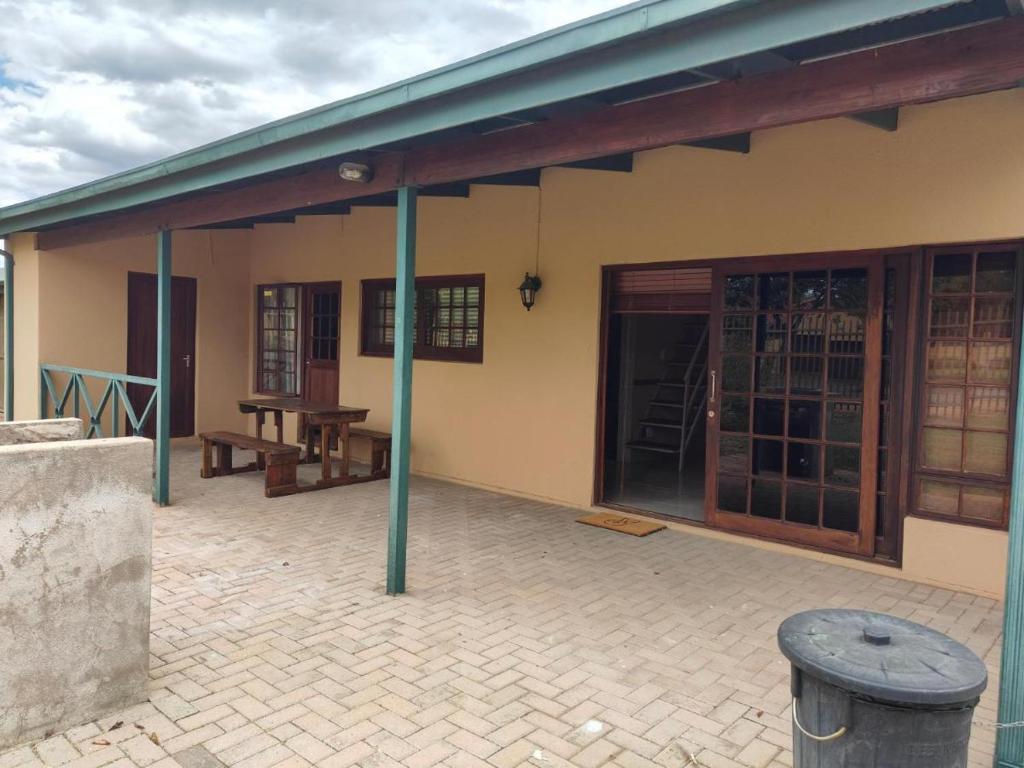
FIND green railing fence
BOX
[39,364,158,439]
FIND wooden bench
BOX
[349,428,392,479]
[199,431,301,497]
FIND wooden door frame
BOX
[126,270,197,438]
[704,251,884,557]
[593,260,720,510]
[301,280,343,401]
[593,241,1023,563]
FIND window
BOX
[361,275,484,363]
[256,284,300,395]
[913,246,1022,528]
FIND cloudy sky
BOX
[0,0,630,207]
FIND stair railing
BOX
[678,325,709,464]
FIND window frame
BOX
[255,282,302,397]
[360,274,485,364]
[909,243,1024,531]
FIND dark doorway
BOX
[127,272,197,438]
[602,313,710,520]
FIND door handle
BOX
[183,354,191,369]
[709,369,717,403]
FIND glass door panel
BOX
[706,258,882,555]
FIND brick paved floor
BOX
[1,446,1006,768]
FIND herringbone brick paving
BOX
[1,446,1005,768]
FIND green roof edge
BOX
[0,0,971,236]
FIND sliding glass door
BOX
[705,256,884,555]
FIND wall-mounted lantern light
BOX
[338,161,374,183]
[518,272,542,311]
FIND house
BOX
[1,1,1024,760]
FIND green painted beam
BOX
[996,326,1024,766]
[0,0,977,236]
[387,186,417,596]
[1,248,12,420]
[155,231,172,506]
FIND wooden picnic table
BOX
[238,397,369,489]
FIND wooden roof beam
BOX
[35,18,1024,250]
[403,19,1024,186]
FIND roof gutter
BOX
[0,0,976,237]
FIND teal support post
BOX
[997,328,1024,766]
[387,186,417,595]
[2,248,12,421]
[154,231,172,505]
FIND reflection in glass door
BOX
[706,260,882,555]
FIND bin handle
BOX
[792,698,848,742]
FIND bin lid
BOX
[778,609,987,706]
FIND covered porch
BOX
[0,444,1007,768]
[3,2,1024,762]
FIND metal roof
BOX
[0,0,1008,237]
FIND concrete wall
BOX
[10,89,1024,598]
[0,417,81,445]
[0,433,152,749]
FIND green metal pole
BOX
[154,231,172,505]
[997,324,1024,766]
[387,186,417,596]
[2,249,12,421]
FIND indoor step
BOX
[627,440,681,454]
[640,419,683,430]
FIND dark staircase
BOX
[625,318,709,470]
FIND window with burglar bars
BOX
[912,245,1022,529]
[256,284,300,395]
[361,275,484,363]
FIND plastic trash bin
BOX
[778,608,988,767]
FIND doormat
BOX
[576,512,666,537]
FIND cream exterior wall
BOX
[15,230,251,435]
[10,232,40,424]
[11,89,1024,598]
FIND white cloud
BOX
[0,0,630,206]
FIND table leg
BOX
[321,424,334,484]
[340,423,351,479]
[305,424,316,464]
[275,410,284,444]
[256,410,265,441]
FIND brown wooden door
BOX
[127,272,197,438]
[302,282,341,404]
[705,255,883,556]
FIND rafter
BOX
[558,153,634,172]
[849,108,900,132]
[681,133,751,154]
